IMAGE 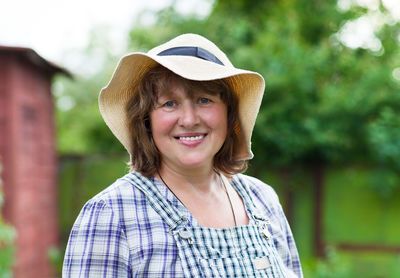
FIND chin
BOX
[180,161,206,168]
[178,157,211,169]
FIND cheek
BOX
[205,104,228,133]
[150,110,175,135]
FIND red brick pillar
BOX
[0,47,68,278]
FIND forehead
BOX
[154,75,221,99]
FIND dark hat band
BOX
[157,46,224,66]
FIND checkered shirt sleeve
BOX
[63,199,131,277]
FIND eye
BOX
[199,97,212,104]
[163,100,176,107]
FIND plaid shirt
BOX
[63,173,303,277]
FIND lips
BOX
[174,133,207,146]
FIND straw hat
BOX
[99,33,265,160]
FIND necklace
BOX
[156,169,237,226]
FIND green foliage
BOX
[0,218,15,278]
[323,250,400,278]
[324,166,400,245]
[55,0,400,180]
[267,165,400,277]
[0,179,15,278]
[126,0,400,176]
[367,107,400,169]
[53,29,126,155]
[302,247,351,278]
[48,246,63,277]
[55,81,125,155]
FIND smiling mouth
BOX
[175,134,206,141]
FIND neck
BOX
[156,163,239,228]
[157,163,219,194]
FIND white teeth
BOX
[179,135,204,141]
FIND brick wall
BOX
[0,52,59,278]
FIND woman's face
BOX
[149,80,227,172]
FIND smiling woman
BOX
[149,76,228,172]
[63,34,303,277]
[126,65,241,177]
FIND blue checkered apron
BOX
[130,172,293,277]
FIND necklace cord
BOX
[156,170,237,227]
[157,169,187,206]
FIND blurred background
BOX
[1,0,400,277]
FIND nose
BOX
[179,102,200,128]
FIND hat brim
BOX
[99,52,265,160]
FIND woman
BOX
[63,34,303,277]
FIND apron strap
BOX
[231,175,266,221]
[123,172,188,231]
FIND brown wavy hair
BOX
[126,65,247,177]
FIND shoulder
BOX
[75,172,150,228]
[234,173,282,215]
[88,172,147,206]
[235,174,280,203]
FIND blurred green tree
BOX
[126,0,400,181]
[54,27,126,155]
[55,0,400,184]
